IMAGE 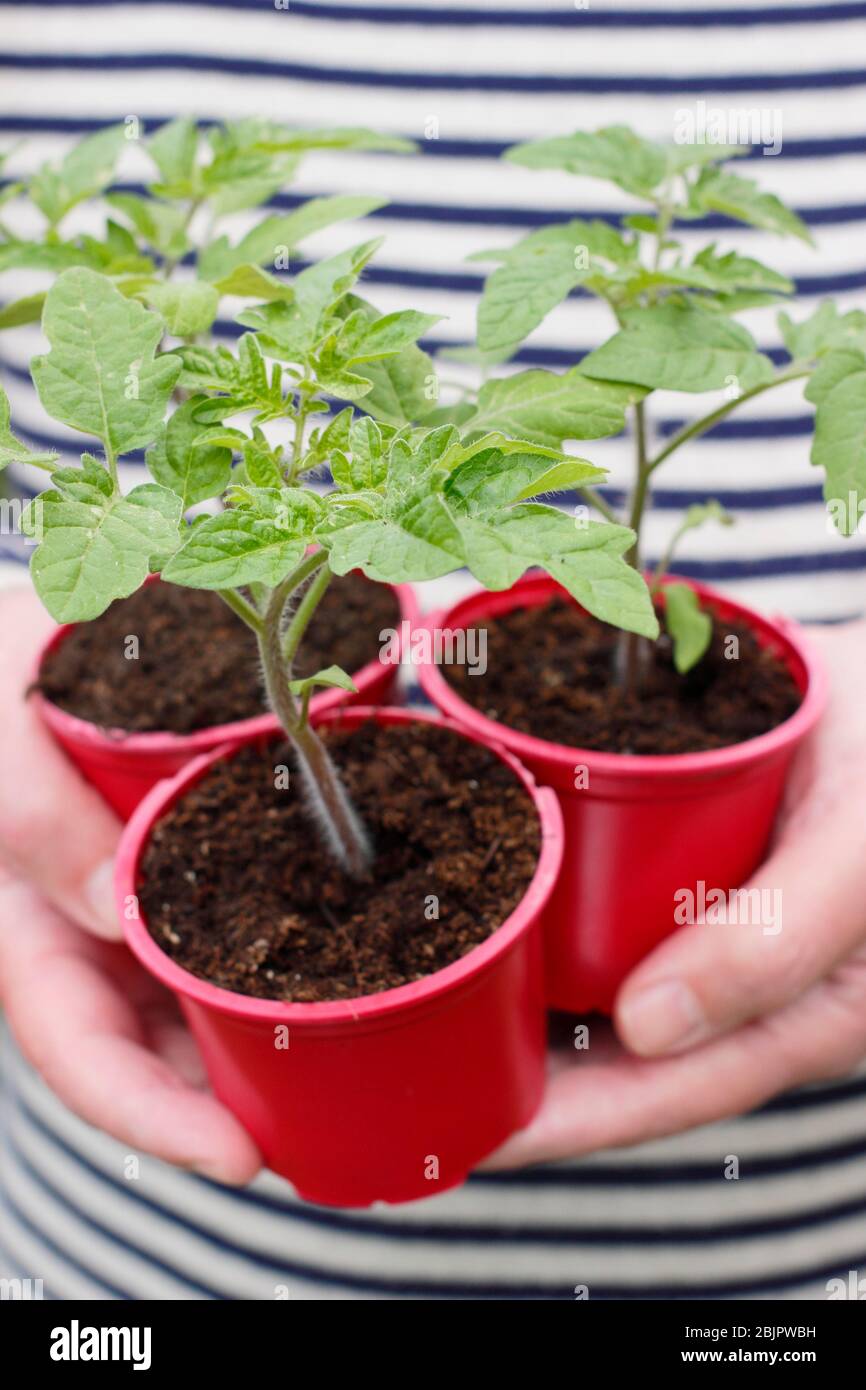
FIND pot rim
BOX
[416,573,828,780]
[117,704,564,1026]
[32,574,420,754]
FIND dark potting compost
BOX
[444,596,802,755]
[37,573,399,734]
[138,721,540,1001]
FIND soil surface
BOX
[138,721,540,1001]
[442,595,802,755]
[37,573,400,734]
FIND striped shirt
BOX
[2,0,866,1300]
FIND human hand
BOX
[0,585,121,939]
[0,587,260,1181]
[485,620,866,1169]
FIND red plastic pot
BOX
[416,574,828,1015]
[117,704,563,1207]
[33,575,419,821]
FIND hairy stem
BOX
[216,587,263,634]
[258,554,371,880]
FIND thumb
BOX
[614,807,866,1057]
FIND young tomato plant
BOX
[453,124,866,684]
[0,117,413,335]
[14,251,657,876]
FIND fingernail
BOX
[618,979,707,1055]
[84,857,120,937]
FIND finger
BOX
[0,588,122,939]
[614,802,866,1058]
[0,878,261,1183]
[483,947,866,1170]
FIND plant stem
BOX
[287,385,312,483]
[617,399,652,695]
[162,196,203,280]
[626,398,651,569]
[258,552,371,880]
[646,367,810,476]
[215,587,263,634]
[105,443,118,488]
[579,485,620,525]
[283,561,332,668]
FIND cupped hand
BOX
[0,872,260,1180]
[485,619,866,1169]
[0,586,260,1181]
[0,585,121,939]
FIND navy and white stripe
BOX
[4,1030,866,1300]
[1,0,866,1300]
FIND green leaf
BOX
[805,348,866,407]
[337,309,441,366]
[199,196,386,282]
[581,303,774,394]
[162,490,321,589]
[0,292,46,330]
[445,448,604,511]
[779,302,866,361]
[665,143,746,174]
[149,118,199,191]
[806,351,866,535]
[289,665,357,697]
[690,245,793,296]
[31,269,182,456]
[664,583,712,674]
[0,383,58,471]
[455,505,658,638]
[303,406,355,473]
[474,219,634,354]
[319,296,437,425]
[27,478,182,622]
[332,416,389,490]
[106,193,191,260]
[250,126,415,156]
[210,262,293,300]
[0,240,103,274]
[688,167,813,244]
[318,421,656,637]
[146,398,234,509]
[321,491,466,583]
[168,342,236,393]
[505,126,668,198]
[169,334,286,420]
[465,368,642,446]
[205,158,301,217]
[238,240,383,364]
[146,282,220,336]
[29,125,126,225]
[241,428,285,488]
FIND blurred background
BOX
[2,0,865,620]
